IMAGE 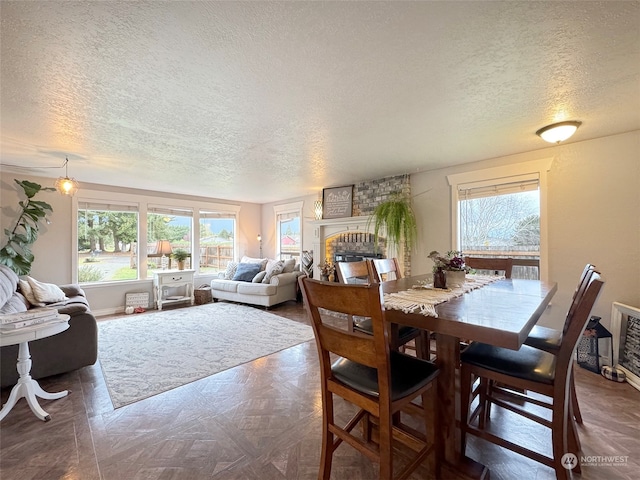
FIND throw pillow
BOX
[232,263,261,282]
[18,278,45,307]
[282,258,296,273]
[20,277,67,305]
[240,256,269,271]
[262,260,285,283]
[252,271,267,283]
[224,261,238,280]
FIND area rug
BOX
[97,302,314,408]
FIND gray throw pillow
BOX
[233,263,261,282]
[252,271,267,283]
[262,260,285,283]
[224,261,238,280]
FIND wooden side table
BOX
[0,315,70,422]
[153,269,195,310]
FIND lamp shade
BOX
[536,121,582,144]
[156,240,173,255]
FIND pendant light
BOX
[55,157,79,196]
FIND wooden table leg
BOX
[436,333,490,480]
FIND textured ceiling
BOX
[1,1,639,203]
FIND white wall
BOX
[0,173,262,315]
[411,131,640,329]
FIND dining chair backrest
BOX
[564,264,597,333]
[298,276,390,387]
[370,258,402,282]
[335,260,371,285]
[557,271,604,376]
[464,257,513,278]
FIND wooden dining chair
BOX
[298,276,441,480]
[370,257,403,282]
[459,271,604,479]
[464,257,513,278]
[369,258,434,360]
[523,263,597,424]
[335,261,429,359]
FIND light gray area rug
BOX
[98,302,314,408]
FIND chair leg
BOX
[551,403,570,480]
[320,392,335,480]
[570,366,583,424]
[459,363,472,456]
[378,411,394,480]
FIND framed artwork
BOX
[322,185,353,219]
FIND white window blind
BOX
[458,173,540,200]
[78,201,138,212]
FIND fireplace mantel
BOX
[311,216,375,276]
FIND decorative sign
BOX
[125,292,149,309]
[323,185,353,219]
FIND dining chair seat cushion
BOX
[461,342,557,385]
[353,318,420,343]
[523,325,562,352]
[331,351,439,401]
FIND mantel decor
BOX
[322,185,353,219]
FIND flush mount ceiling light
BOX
[535,120,582,144]
[54,157,79,196]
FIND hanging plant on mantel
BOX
[0,179,55,275]
[367,191,417,254]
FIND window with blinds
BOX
[146,206,193,278]
[458,174,540,279]
[199,210,236,274]
[274,201,303,262]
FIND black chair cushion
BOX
[331,351,439,401]
[523,325,562,352]
[461,342,557,385]
[353,318,420,343]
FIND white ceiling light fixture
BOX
[54,157,79,196]
[535,120,582,144]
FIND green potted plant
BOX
[0,179,55,275]
[367,191,417,254]
[171,248,190,270]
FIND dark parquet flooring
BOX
[1,300,639,480]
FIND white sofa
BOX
[210,257,303,308]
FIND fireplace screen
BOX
[611,302,640,392]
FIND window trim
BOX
[447,158,553,281]
[273,201,303,261]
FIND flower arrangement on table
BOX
[428,250,468,272]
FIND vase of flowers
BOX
[429,250,468,288]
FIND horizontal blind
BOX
[199,210,236,219]
[148,206,193,217]
[458,173,539,200]
[277,211,299,221]
[78,202,138,212]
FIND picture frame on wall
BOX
[322,185,353,219]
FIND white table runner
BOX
[383,275,502,317]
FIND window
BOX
[77,202,139,283]
[448,159,553,280]
[147,206,193,278]
[274,201,303,262]
[199,211,236,274]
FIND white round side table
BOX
[0,315,70,422]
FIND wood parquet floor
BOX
[1,300,639,480]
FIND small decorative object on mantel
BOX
[429,250,469,288]
[319,261,334,282]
